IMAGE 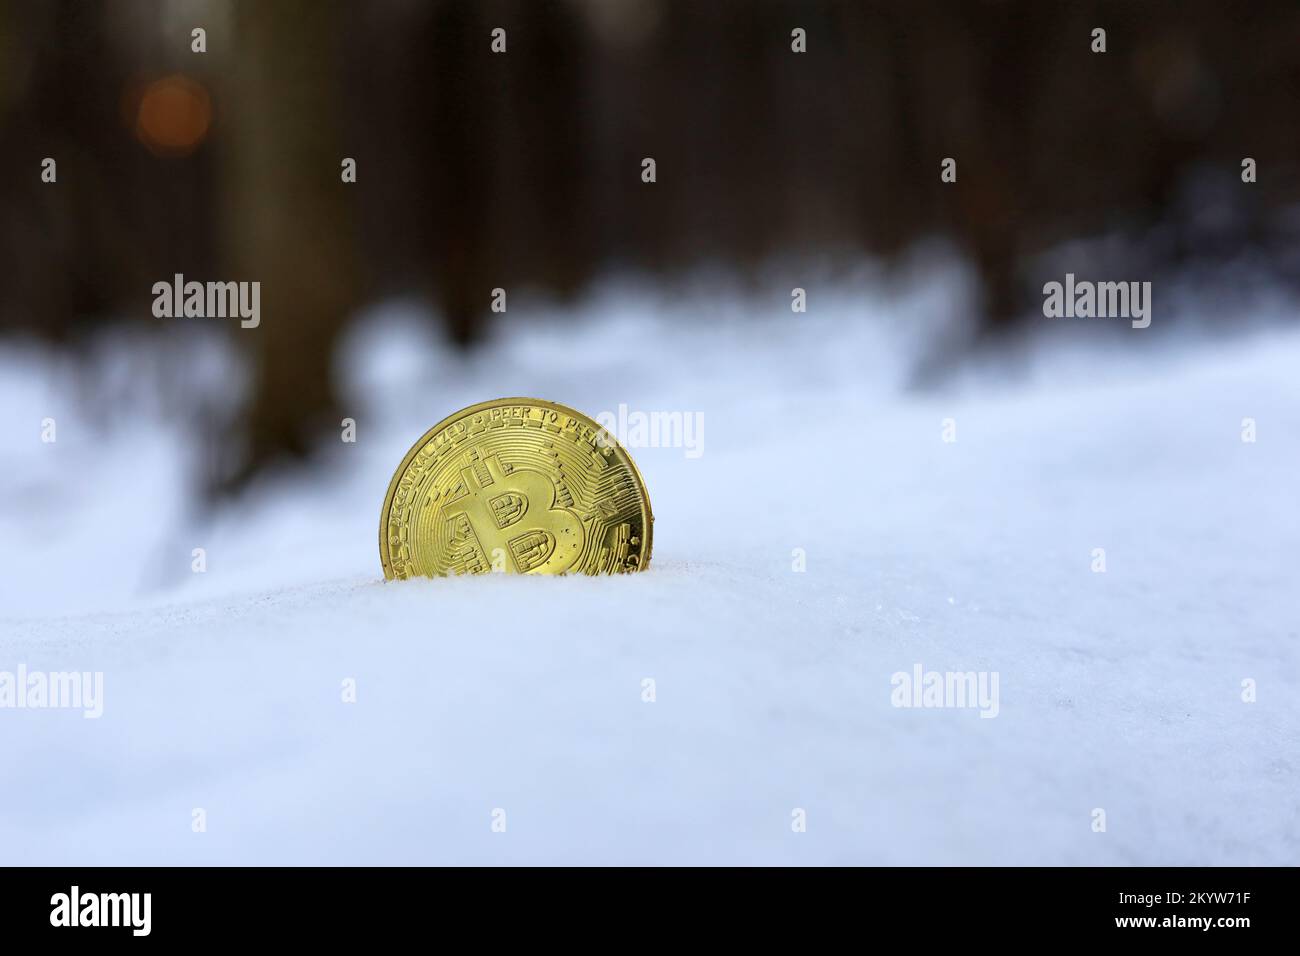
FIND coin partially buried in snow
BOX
[380,398,653,578]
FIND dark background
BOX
[2,0,1297,491]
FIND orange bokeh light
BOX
[134,74,211,157]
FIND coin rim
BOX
[379,397,655,579]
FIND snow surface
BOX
[1,271,1297,865]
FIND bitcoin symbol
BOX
[379,399,653,578]
[443,455,584,574]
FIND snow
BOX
[1,269,1297,865]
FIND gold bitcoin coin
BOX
[380,398,653,578]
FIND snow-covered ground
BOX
[1,268,1297,865]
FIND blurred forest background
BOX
[1,0,1298,491]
